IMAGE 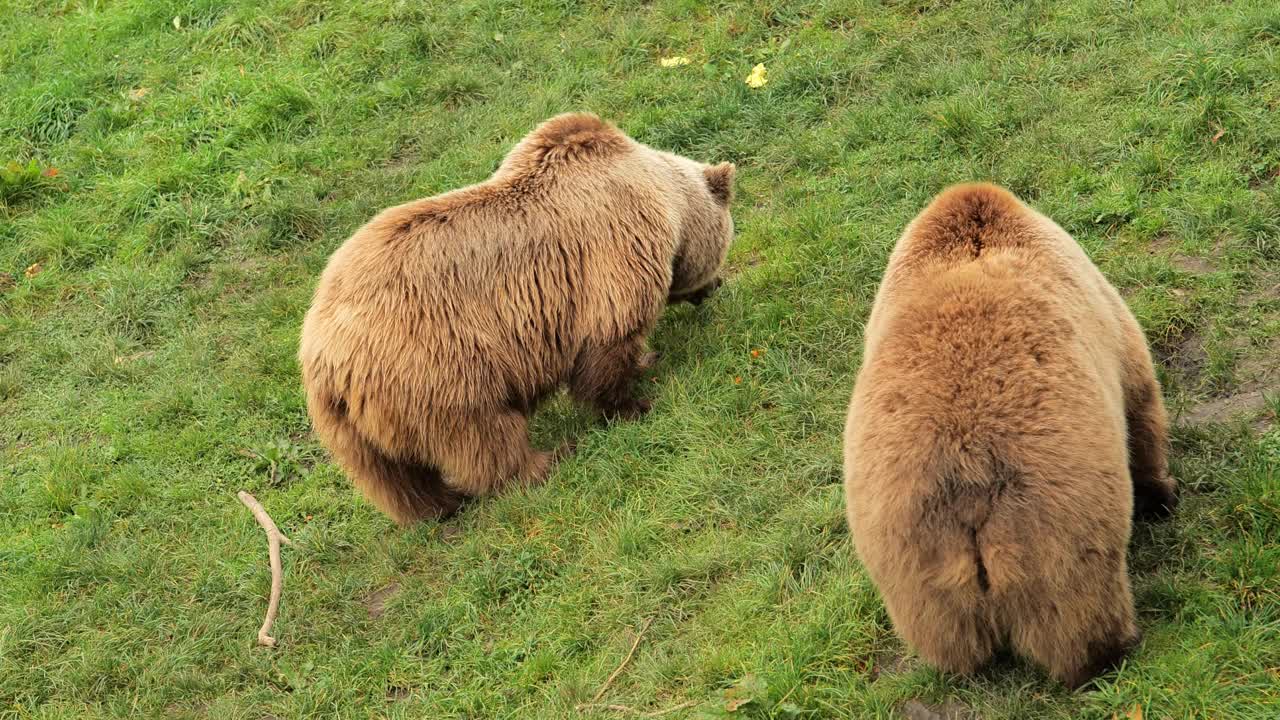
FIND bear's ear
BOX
[703,162,735,207]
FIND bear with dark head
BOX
[843,183,1177,689]
[299,113,735,525]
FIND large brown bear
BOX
[299,113,735,525]
[843,184,1178,688]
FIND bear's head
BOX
[662,154,736,306]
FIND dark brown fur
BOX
[299,113,735,525]
[843,184,1177,688]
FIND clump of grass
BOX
[0,158,62,206]
[251,189,325,249]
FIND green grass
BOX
[2,0,1278,718]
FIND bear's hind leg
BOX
[311,401,463,525]
[435,411,568,497]
[870,518,998,677]
[569,331,655,419]
[892,593,996,678]
[1006,556,1140,689]
[1123,368,1178,519]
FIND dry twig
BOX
[591,617,654,702]
[237,490,293,647]
[574,701,697,717]
[575,618,690,716]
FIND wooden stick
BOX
[238,491,292,647]
[592,617,654,703]
[575,700,697,717]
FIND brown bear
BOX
[299,113,735,525]
[842,183,1178,688]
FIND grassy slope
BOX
[1,0,1278,718]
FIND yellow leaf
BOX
[745,63,768,88]
[1126,704,1143,720]
[173,16,181,30]
[660,56,691,67]
[128,87,149,101]
[24,262,42,279]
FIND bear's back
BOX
[300,120,682,420]
[847,187,1134,512]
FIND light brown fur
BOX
[843,184,1178,688]
[300,113,735,525]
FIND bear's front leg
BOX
[570,334,654,420]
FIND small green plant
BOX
[247,437,304,485]
[693,674,772,718]
[0,159,60,205]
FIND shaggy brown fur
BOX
[299,113,735,525]
[842,183,1178,688]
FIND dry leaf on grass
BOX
[660,56,691,67]
[1112,704,1143,720]
[745,63,768,88]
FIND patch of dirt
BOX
[900,699,979,720]
[1146,234,1218,275]
[1180,339,1279,429]
[439,523,464,544]
[1180,390,1271,425]
[386,685,411,702]
[1244,275,1280,304]
[383,139,420,173]
[1247,164,1280,190]
[1153,326,1207,384]
[187,256,266,296]
[1169,254,1215,274]
[868,650,916,680]
[724,249,765,276]
[364,582,400,619]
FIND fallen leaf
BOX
[113,351,154,365]
[722,673,768,712]
[660,56,691,67]
[173,16,181,30]
[745,63,768,88]
[750,349,760,358]
[128,87,149,101]
[41,167,59,178]
[733,376,742,384]
[24,262,42,279]
[1211,127,1225,143]
[1127,705,1143,720]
